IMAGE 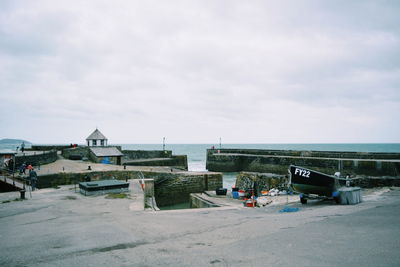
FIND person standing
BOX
[8,158,14,174]
[19,163,26,175]
[29,168,38,191]
[21,142,25,153]
[27,164,33,173]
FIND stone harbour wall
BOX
[15,151,58,168]
[206,149,400,177]
[122,150,172,159]
[123,155,188,170]
[152,172,222,206]
[62,147,90,160]
[207,149,400,160]
[351,176,400,188]
[30,145,72,151]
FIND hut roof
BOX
[86,129,107,141]
[89,147,123,157]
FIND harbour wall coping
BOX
[207,148,400,160]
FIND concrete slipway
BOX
[0,186,399,267]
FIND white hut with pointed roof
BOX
[86,129,108,147]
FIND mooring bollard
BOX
[20,189,25,199]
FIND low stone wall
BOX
[62,147,90,160]
[62,146,123,161]
[171,155,188,170]
[30,145,72,151]
[206,149,400,177]
[36,170,222,207]
[352,177,400,188]
[153,172,222,206]
[122,150,172,159]
[235,172,400,191]
[15,151,58,168]
[123,155,188,170]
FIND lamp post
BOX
[13,148,18,180]
[163,137,166,151]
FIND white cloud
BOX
[0,0,399,143]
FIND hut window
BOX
[101,140,104,146]
[93,140,97,146]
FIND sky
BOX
[0,0,399,144]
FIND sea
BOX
[2,143,400,189]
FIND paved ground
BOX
[0,186,399,266]
[12,158,213,179]
[34,159,174,175]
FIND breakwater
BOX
[123,150,188,170]
[206,149,400,177]
[122,150,172,159]
[61,148,188,170]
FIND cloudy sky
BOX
[0,0,399,144]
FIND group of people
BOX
[19,163,38,191]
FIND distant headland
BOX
[0,139,31,145]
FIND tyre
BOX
[300,197,307,204]
[334,196,340,204]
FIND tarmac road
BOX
[0,187,399,266]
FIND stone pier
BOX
[206,149,400,178]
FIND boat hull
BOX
[291,183,333,197]
[289,165,339,197]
